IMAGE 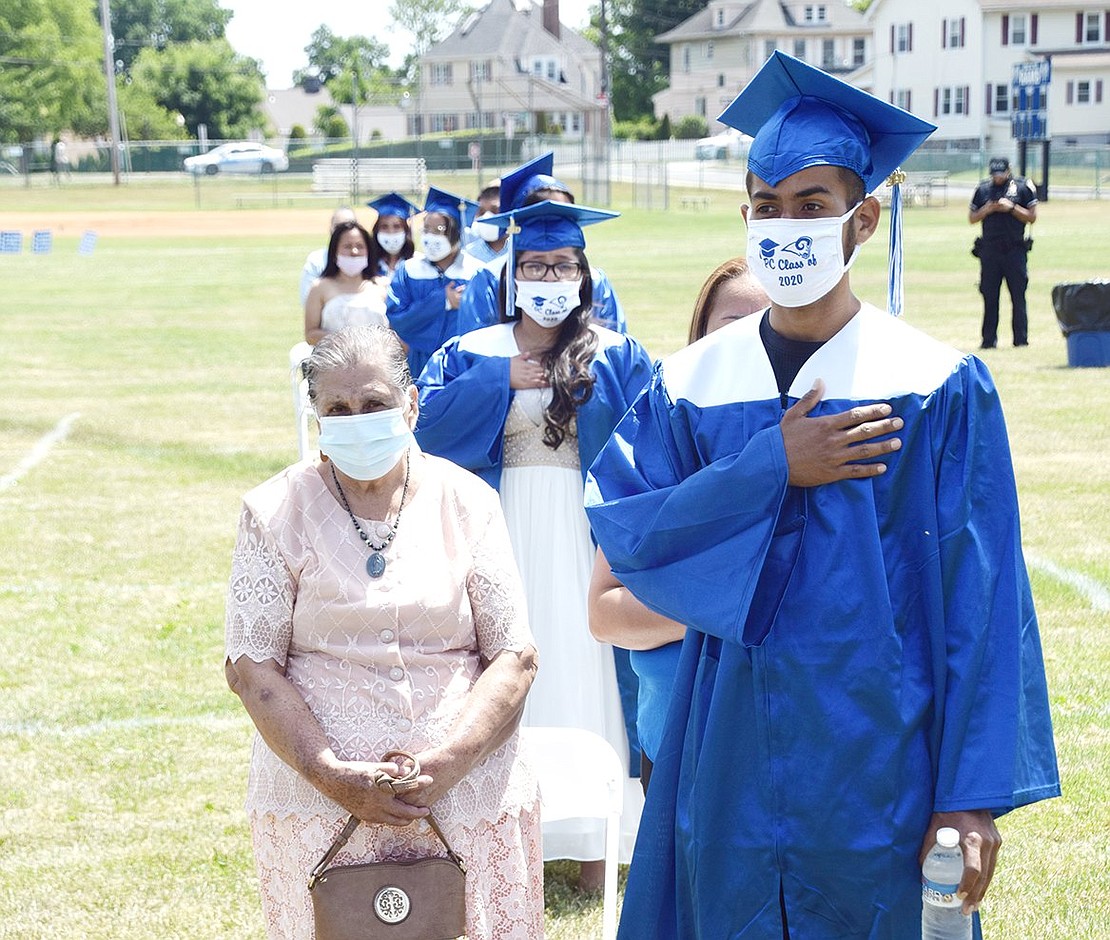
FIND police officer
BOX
[969,157,1038,348]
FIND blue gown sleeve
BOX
[590,269,627,334]
[585,363,792,640]
[387,265,455,376]
[455,268,500,335]
[415,340,511,488]
[929,358,1060,815]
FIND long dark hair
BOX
[321,221,375,279]
[367,216,415,274]
[499,248,598,450]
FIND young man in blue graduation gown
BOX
[455,152,628,336]
[385,186,482,378]
[585,52,1059,939]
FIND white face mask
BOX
[422,233,453,263]
[745,204,861,308]
[376,231,406,255]
[335,254,368,277]
[515,279,582,328]
[470,213,501,243]
[318,408,415,481]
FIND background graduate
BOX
[415,199,652,887]
[585,52,1059,939]
[456,152,627,335]
[385,186,480,377]
[365,191,420,282]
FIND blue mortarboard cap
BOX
[483,200,618,252]
[499,152,556,211]
[718,52,935,193]
[367,192,419,219]
[423,186,480,229]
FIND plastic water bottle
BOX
[921,827,972,940]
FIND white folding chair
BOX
[521,726,624,940]
[289,341,314,461]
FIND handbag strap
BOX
[308,752,465,890]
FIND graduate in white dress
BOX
[415,200,652,887]
[303,221,388,345]
[386,186,482,379]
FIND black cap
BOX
[989,157,1010,174]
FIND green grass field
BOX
[0,181,1107,938]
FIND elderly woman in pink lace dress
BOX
[224,325,542,939]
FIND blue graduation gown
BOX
[584,305,1060,939]
[386,252,482,378]
[455,257,628,335]
[416,321,654,768]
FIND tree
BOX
[313,105,349,139]
[386,0,475,56]
[110,0,232,75]
[295,25,389,86]
[0,0,103,143]
[591,0,704,121]
[129,39,266,139]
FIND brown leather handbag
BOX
[307,752,467,940]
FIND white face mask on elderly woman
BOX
[515,279,582,328]
[318,408,416,481]
[745,204,861,308]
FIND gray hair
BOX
[303,326,413,408]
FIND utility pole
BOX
[97,0,122,185]
[351,55,361,201]
[596,0,612,205]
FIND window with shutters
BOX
[853,37,866,66]
[1010,14,1027,45]
[1077,80,1092,103]
[896,88,912,111]
[822,39,836,67]
[995,84,1010,113]
[946,18,964,49]
[895,23,912,53]
[1083,11,1102,43]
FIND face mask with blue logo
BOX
[745,204,861,308]
[515,279,582,328]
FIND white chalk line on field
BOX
[1026,552,1110,613]
[0,713,247,738]
[0,412,81,492]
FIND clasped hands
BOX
[782,378,904,486]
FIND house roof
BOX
[657,0,867,43]
[426,0,598,62]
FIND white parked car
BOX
[695,127,751,161]
[183,142,289,175]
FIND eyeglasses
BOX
[517,260,582,281]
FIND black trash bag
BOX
[1051,281,1110,335]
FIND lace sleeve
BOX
[466,503,534,660]
[225,504,295,666]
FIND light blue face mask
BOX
[318,408,416,481]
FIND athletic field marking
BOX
[0,412,81,492]
[0,713,247,738]
[1027,552,1110,612]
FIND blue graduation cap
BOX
[719,52,936,315]
[718,51,935,193]
[367,192,419,219]
[485,199,617,250]
[423,186,480,229]
[483,200,618,316]
[498,152,575,211]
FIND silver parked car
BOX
[183,142,289,175]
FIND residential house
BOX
[416,0,604,138]
[868,0,1110,150]
[653,0,871,127]
[262,86,406,144]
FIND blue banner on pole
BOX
[1011,60,1051,141]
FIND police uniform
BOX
[970,167,1038,347]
